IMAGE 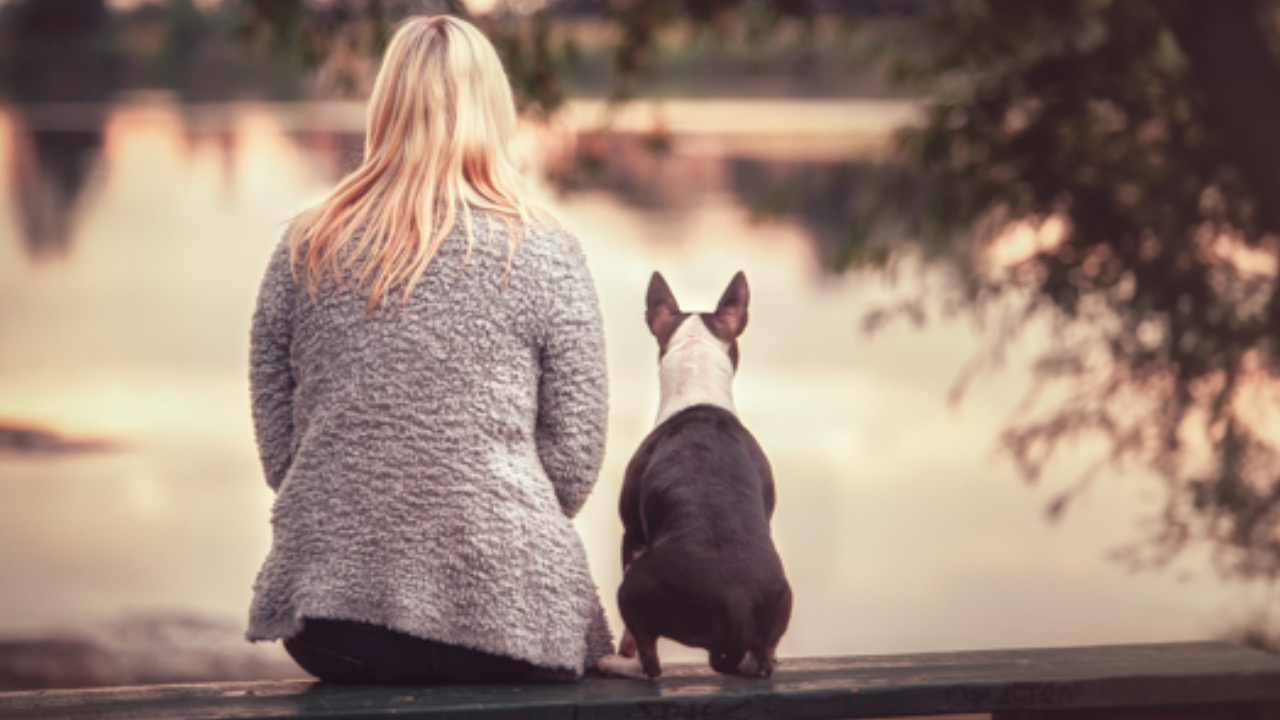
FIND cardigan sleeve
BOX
[249,240,297,493]
[535,232,608,519]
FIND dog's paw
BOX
[736,652,777,678]
[596,654,649,680]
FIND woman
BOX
[246,15,612,684]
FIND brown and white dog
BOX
[599,271,792,680]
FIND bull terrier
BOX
[598,271,792,680]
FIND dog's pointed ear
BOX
[713,271,749,338]
[646,272,682,339]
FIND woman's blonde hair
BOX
[289,15,545,310]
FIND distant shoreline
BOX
[0,421,122,457]
[0,94,921,135]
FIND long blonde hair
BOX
[289,15,545,310]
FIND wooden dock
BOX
[2,641,1278,719]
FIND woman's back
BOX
[286,214,593,475]
[246,14,614,681]
[248,210,612,676]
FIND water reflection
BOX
[6,113,109,261]
[3,0,115,261]
[0,97,1273,689]
[560,132,705,215]
[0,613,300,690]
[725,158,887,268]
[544,128,872,257]
[0,421,122,457]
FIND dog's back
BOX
[618,403,791,674]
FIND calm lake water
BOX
[0,94,1272,679]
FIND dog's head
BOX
[645,271,749,369]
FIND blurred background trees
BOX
[858,0,1280,584]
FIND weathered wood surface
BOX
[1,642,1279,719]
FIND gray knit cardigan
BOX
[246,211,613,674]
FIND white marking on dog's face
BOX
[671,314,733,357]
[654,315,737,426]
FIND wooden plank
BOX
[993,704,1280,720]
[0,642,1278,719]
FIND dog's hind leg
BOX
[634,633,662,679]
[742,585,792,678]
[618,628,637,658]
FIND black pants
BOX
[284,618,546,685]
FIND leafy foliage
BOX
[229,0,588,111]
[861,0,1280,578]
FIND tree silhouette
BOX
[229,0,572,110]
[850,0,1280,579]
